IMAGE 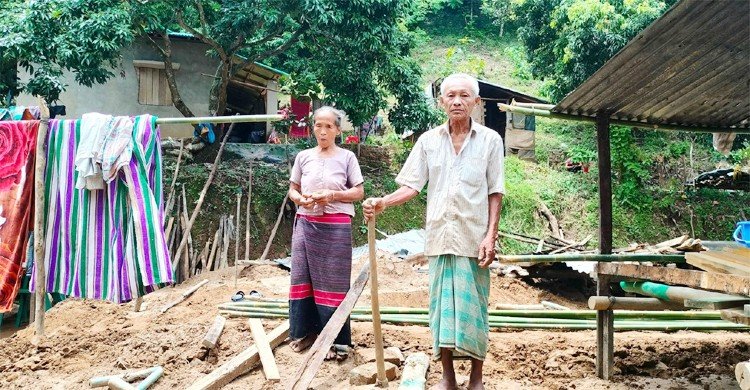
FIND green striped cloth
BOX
[429,254,491,361]
[31,115,172,302]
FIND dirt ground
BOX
[1,252,749,389]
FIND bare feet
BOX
[429,378,458,390]
[324,345,349,361]
[289,334,316,353]
[468,379,485,390]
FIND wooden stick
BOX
[197,239,211,275]
[235,192,241,288]
[202,315,227,349]
[207,224,221,272]
[186,320,289,390]
[33,100,50,340]
[286,262,370,390]
[181,185,194,274]
[539,201,564,240]
[244,165,252,262]
[181,214,190,282]
[221,216,232,269]
[259,193,288,262]
[161,279,209,314]
[367,219,388,386]
[549,234,593,255]
[174,123,236,268]
[164,138,185,220]
[133,297,143,312]
[248,319,281,382]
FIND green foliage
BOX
[568,146,596,164]
[514,0,674,101]
[729,141,750,166]
[610,126,653,209]
[1,0,134,102]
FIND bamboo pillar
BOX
[34,101,50,339]
[595,113,614,380]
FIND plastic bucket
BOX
[734,221,750,248]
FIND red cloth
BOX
[0,121,37,312]
[289,98,311,138]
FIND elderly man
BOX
[364,73,504,390]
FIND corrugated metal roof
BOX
[553,0,750,131]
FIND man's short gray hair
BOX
[313,106,345,128]
[440,73,480,97]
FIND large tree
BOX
[1,0,439,133]
[507,0,676,101]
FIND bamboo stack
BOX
[216,301,750,331]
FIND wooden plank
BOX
[685,297,750,310]
[597,263,750,296]
[286,263,370,390]
[687,252,750,276]
[202,315,227,350]
[186,320,289,390]
[248,319,281,382]
[720,308,750,325]
[150,68,160,106]
[137,68,149,104]
[133,60,181,70]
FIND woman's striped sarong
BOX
[429,254,490,360]
[289,213,353,345]
[31,115,172,303]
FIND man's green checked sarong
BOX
[429,254,491,360]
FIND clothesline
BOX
[154,114,283,125]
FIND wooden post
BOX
[33,101,50,340]
[259,193,288,262]
[596,113,614,380]
[368,219,387,387]
[596,113,613,254]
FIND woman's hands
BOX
[306,190,336,207]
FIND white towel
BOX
[75,113,112,190]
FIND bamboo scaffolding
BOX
[154,114,282,125]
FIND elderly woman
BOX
[287,106,365,360]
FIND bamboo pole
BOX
[33,100,50,340]
[173,123,236,269]
[164,138,184,220]
[218,302,724,320]
[244,165,252,261]
[155,114,282,125]
[367,218,387,387]
[259,193,288,262]
[235,192,241,288]
[498,254,685,263]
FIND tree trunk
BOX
[144,32,196,118]
[208,60,232,116]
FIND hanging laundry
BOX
[74,113,134,190]
[0,121,37,313]
[32,115,172,303]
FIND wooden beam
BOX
[248,319,281,382]
[596,113,613,255]
[186,320,289,390]
[684,297,750,310]
[286,263,371,390]
[597,263,750,296]
[202,315,227,350]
